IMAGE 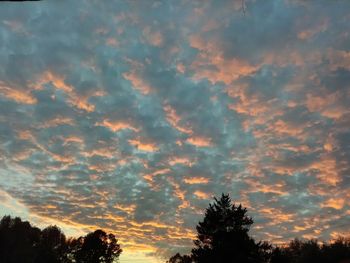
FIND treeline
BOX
[0,216,121,263]
[167,194,350,263]
[1,194,349,263]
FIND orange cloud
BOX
[167,177,190,210]
[268,119,306,137]
[306,92,348,120]
[259,207,295,223]
[322,198,345,210]
[70,97,95,112]
[0,82,37,104]
[123,71,152,95]
[143,168,171,184]
[83,148,115,158]
[96,119,139,132]
[226,83,274,118]
[194,190,211,199]
[63,136,84,146]
[186,136,212,147]
[168,156,194,167]
[38,117,75,128]
[128,139,159,152]
[183,177,210,184]
[189,34,258,84]
[33,71,97,112]
[311,157,341,186]
[176,63,185,74]
[36,71,73,92]
[246,178,288,196]
[164,104,192,134]
[114,204,136,214]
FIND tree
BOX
[0,215,41,263]
[270,237,350,263]
[190,193,265,263]
[270,239,322,263]
[35,225,67,263]
[72,229,122,263]
[0,216,123,263]
[167,253,193,263]
[321,237,350,263]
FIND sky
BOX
[0,0,349,262]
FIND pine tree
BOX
[191,193,262,263]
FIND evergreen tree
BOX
[191,193,263,263]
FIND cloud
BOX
[0,0,349,261]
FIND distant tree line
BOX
[0,215,121,263]
[1,194,349,262]
[167,194,350,263]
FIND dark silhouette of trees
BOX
[167,253,192,263]
[0,215,41,263]
[270,239,322,263]
[322,237,350,263]
[167,193,350,263]
[191,193,264,262]
[70,229,122,263]
[168,193,269,263]
[270,237,350,263]
[1,200,350,263]
[0,215,122,263]
[35,225,68,263]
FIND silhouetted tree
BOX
[270,238,322,263]
[35,225,67,263]
[322,237,350,263]
[256,241,273,263]
[72,229,122,263]
[270,246,289,263]
[0,216,123,263]
[0,215,41,263]
[270,237,350,263]
[167,253,193,263]
[173,193,269,263]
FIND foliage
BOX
[270,237,350,263]
[167,253,193,263]
[0,216,41,263]
[167,194,269,263]
[36,225,68,263]
[0,215,122,263]
[191,193,263,263]
[71,229,122,263]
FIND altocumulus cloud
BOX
[0,0,349,260]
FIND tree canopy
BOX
[190,193,266,263]
[72,229,122,263]
[0,215,122,263]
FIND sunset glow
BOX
[0,0,349,262]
